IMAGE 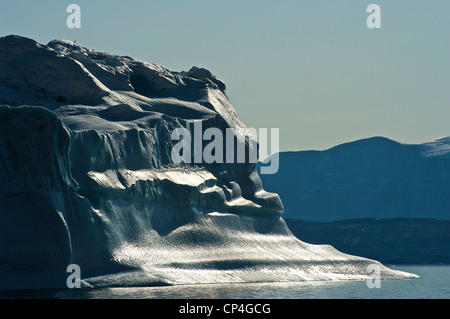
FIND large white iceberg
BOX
[0,35,416,290]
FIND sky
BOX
[1,0,449,151]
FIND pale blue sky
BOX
[1,1,449,151]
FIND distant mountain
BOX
[259,136,450,221]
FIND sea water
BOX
[1,265,449,299]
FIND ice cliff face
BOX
[0,35,415,289]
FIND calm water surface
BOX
[2,265,450,299]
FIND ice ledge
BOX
[81,167,282,216]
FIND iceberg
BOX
[0,35,416,290]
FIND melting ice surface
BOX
[0,35,417,290]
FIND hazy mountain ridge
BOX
[260,136,450,221]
